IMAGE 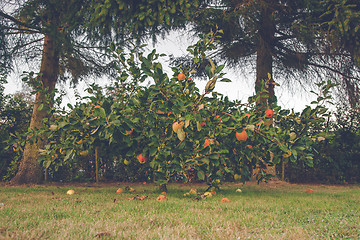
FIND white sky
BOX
[4,30,314,112]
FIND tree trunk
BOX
[256,1,276,104]
[95,146,100,183]
[256,1,277,177]
[10,34,59,185]
[159,184,168,193]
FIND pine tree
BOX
[0,0,203,184]
[192,0,360,106]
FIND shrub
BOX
[285,105,360,184]
[0,90,33,180]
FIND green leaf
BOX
[209,58,216,76]
[279,143,289,153]
[209,153,219,160]
[58,122,68,129]
[185,120,190,128]
[149,160,156,168]
[177,127,185,141]
[64,149,73,161]
[99,107,106,118]
[200,157,210,165]
[215,65,225,73]
[301,106,311,117]
[45,160,51,169]
[37,104,44,111]
[197,171,205,180]
[112,120,121,126]
[131,97,140,105]
[196,121,202,131]
[292,149,298,160]
[220,78,231,82]
[149,147,157,156]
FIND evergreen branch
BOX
[1,25,41,34]
[307,61,360,81]
[0,10,42,33]
[11,37,44,53]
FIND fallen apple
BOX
[66,190,75,195]
[156,195,167,202]
[306,188,314,193]
[203,192,213,198]
[220,197,230,203]
[189,188,197,195]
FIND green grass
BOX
[0,182,359,239]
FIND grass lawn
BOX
[0,181,359,239]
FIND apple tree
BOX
[31,31,333,189]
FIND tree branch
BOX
[0,10,42,33]
[11,37,44,53]
[1,25,41,34]
[308,61,360,81]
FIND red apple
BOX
[138,154,147,164]
[265,109,273,118]
[178,73,186,81]
[236,130,248,141]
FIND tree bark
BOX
[10,33,59,185]
[256,1,276,104]
[95,146,100,183]
[256,1,277,177]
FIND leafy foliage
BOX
[285,105,360,184]
[0,90,33,180]
[320,0,360,65]
[88,0,204,41]
[6,32,332,187]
